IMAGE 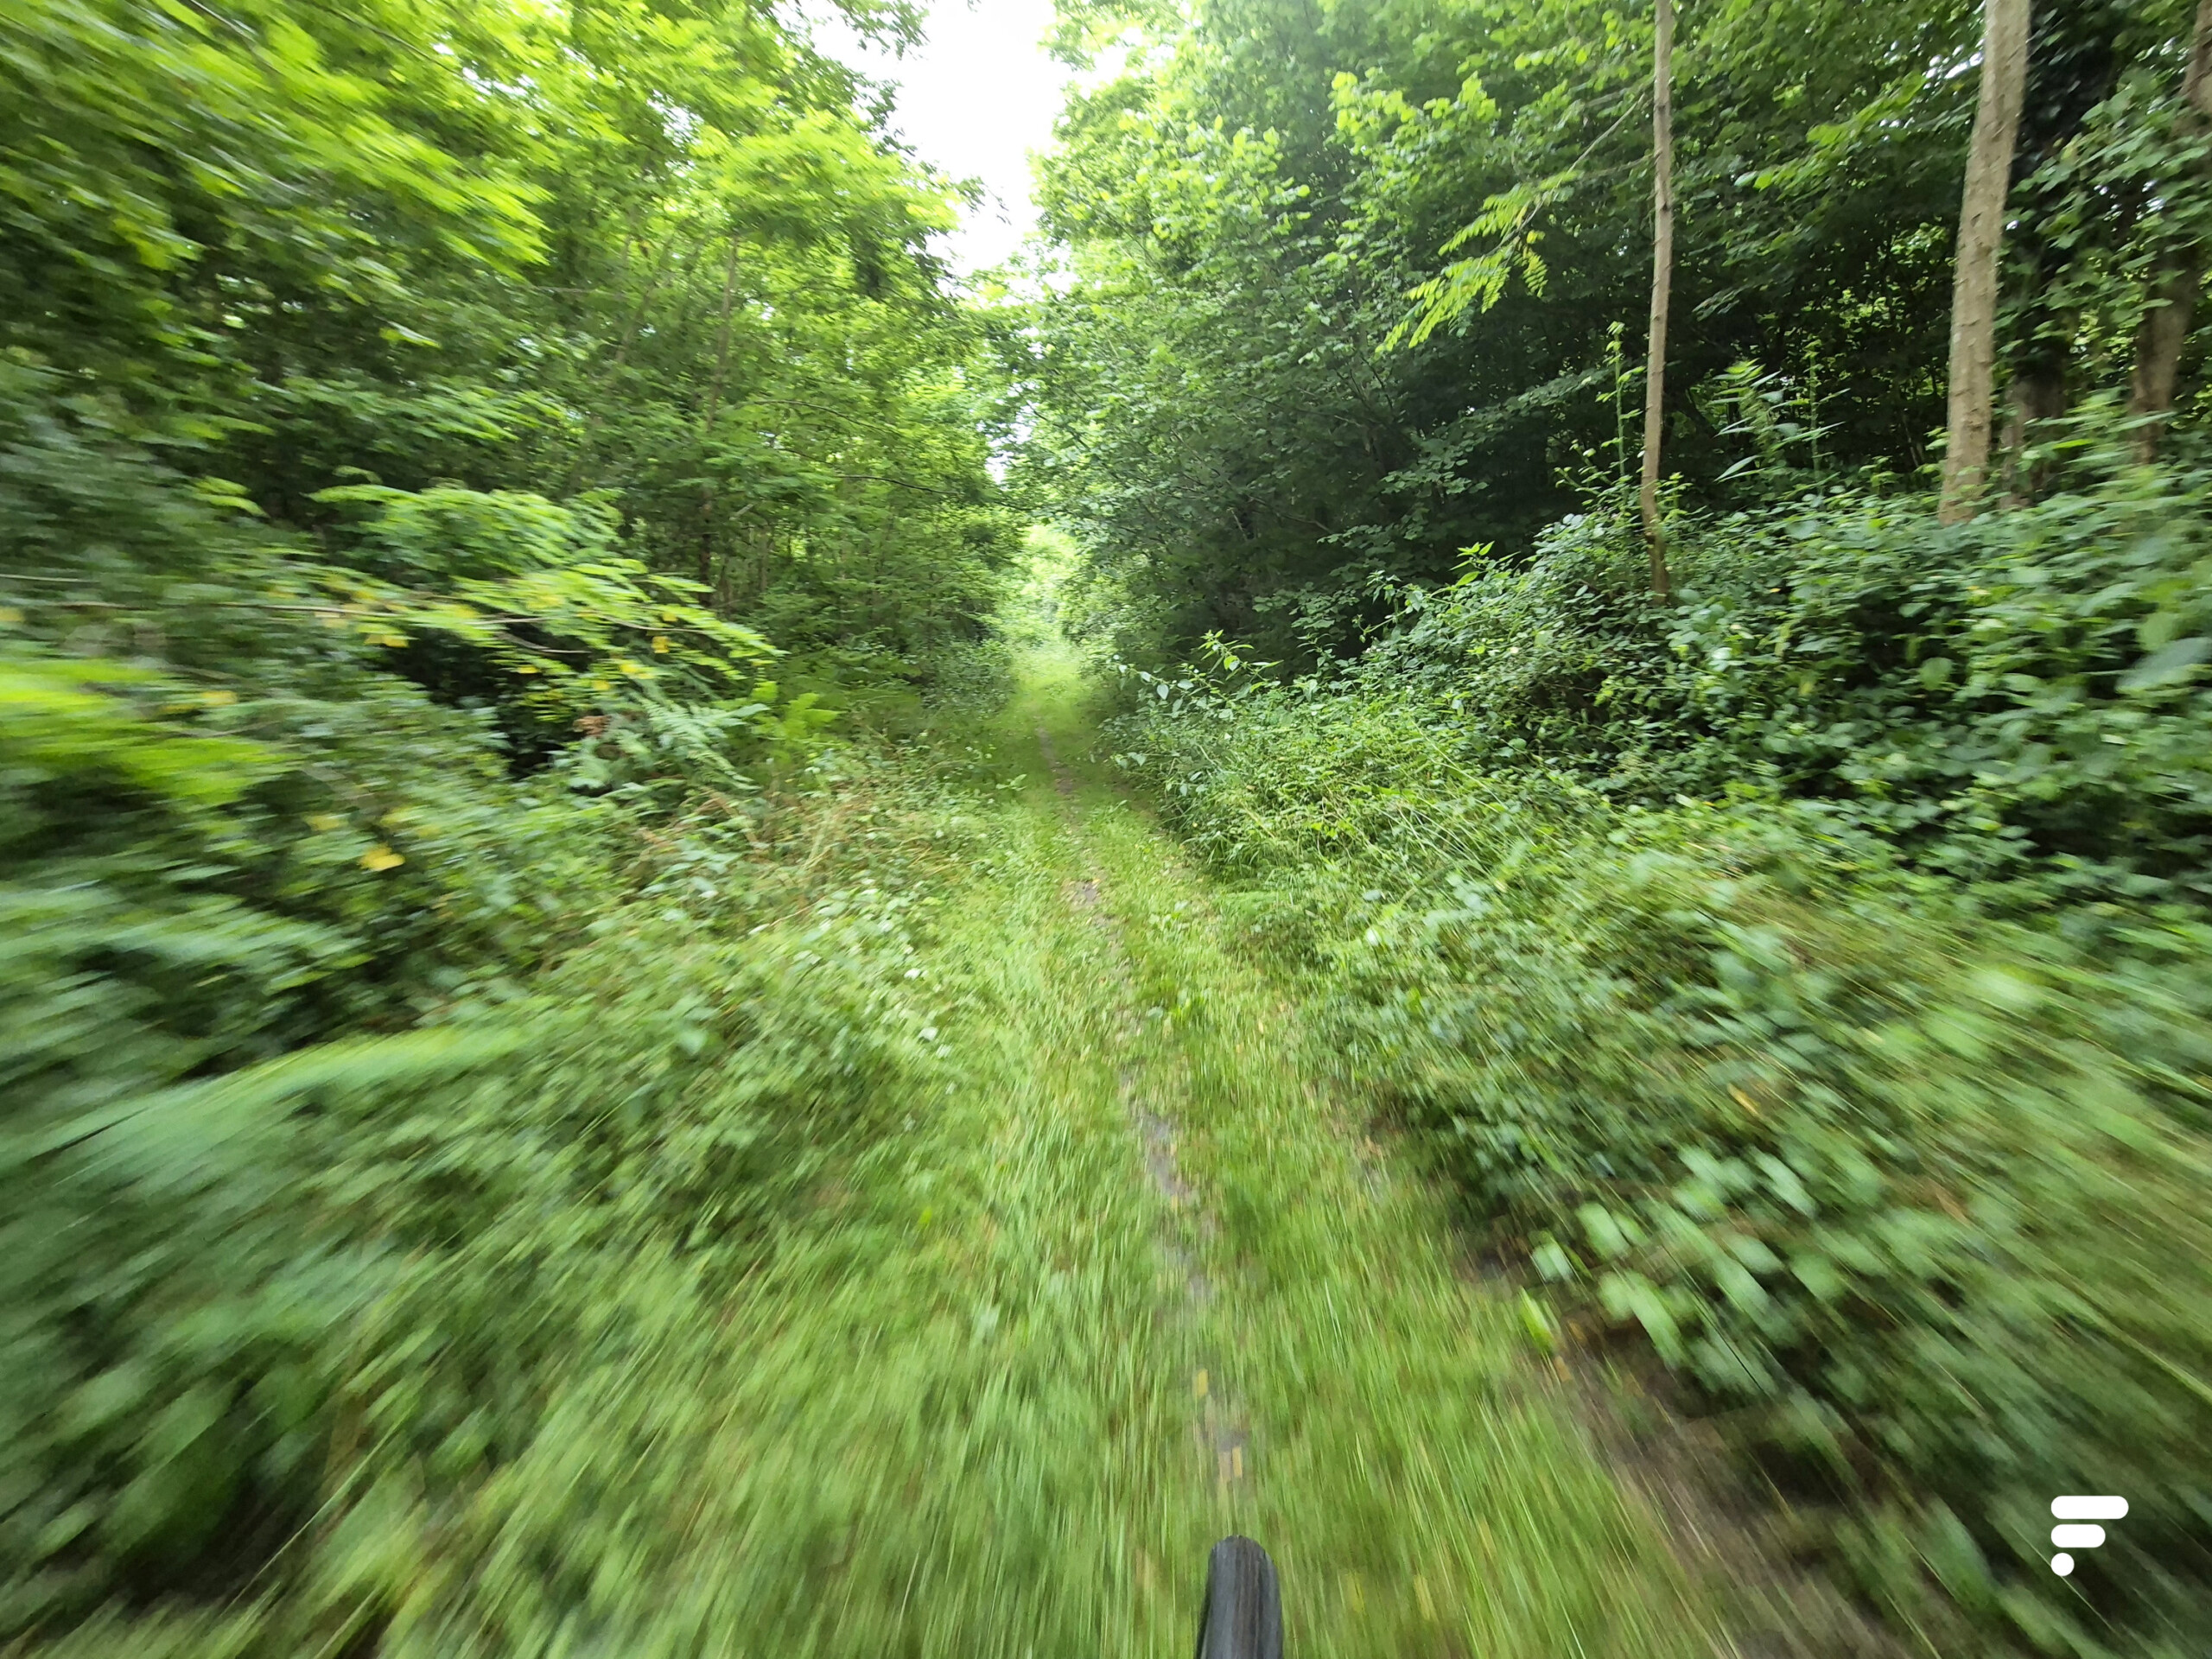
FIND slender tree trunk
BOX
[2000,329,2069,502]
[2128,0,2212,461]
[1639,0,1675,601]
[1940,0,2031,524]
[563,227,686,493]
[698,234,743,438]
[1996,3,2126,495]
[696,235,744,588]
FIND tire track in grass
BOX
[1039,724,1258,1512]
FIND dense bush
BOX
[0,301,983,1647]
[1111,461,2212,1656]
[0,2,1010,1643]
[1341,435,2212,900]
[1,600,966,1642]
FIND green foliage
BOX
[1026,26,2212,1654]
[0,0,1014,1645]
[1,0,1018,690]
[1092,414,2212,1659]
[309,482,783,759]
[1,636,556,1630]
[0,601,969,1640]
[1049,3,2212,1653]
[1118,645,2212,1653]
[1326,432,2212,900]
[1038,25,2212,1651]
[1026,0,2006,666]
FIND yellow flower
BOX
[359,846,404,872]
[652,635,671,654]
[306,813,344,833]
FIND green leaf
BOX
[2117,636,2211,692]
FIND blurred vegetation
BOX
[1046,0,2212,1653]
[0,0,1020,1646]
[1110,466,2212,1651]
[16,0,2212,1650]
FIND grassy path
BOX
[444,649,1726,1657]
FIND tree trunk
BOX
[2128,0,2212,461]
[563,226,687,493]
[696,234,744,588]
[1998,0,2125,493]
[2000,353,2068,503]
[1639,0,1675,601]
[698,234,743,439]
[1940,0,2031,524]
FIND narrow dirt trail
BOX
[604,648,1731,1657]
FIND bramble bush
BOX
[1349,427,2212,899]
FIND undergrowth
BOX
[0,363,1001,1649]
[1109,446,2212,1657]
[4,657,987,1650]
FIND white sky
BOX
[817,0,1071,275]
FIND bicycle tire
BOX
[1194,1535,1282,1659]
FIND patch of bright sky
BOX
[813,0,1072,276]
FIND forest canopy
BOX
[1025,0,2203,663]
[6,0,1019,689]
